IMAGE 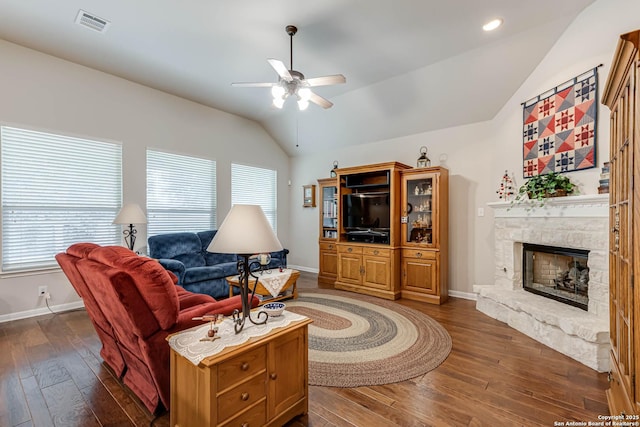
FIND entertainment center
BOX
[318,161,449,304]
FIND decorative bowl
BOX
[262,302,285,317]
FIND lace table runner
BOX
[168,310,306,366]
[254,268,293,297]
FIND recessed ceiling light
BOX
[483,18,503,32]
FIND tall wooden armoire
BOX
[602,29,640,416]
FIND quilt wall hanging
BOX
[522,67,598,178]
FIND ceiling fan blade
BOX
[305,74,346,87]
[267,58,293,82]
[231,82,275,87]
[309,91,333,109]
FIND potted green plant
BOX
[513,172,577,207]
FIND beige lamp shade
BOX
[113,203,147,224]
[208,204,282,255]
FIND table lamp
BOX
[208,204,283,333]
[113,203,147,252]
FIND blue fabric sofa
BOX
[147,230,289,300]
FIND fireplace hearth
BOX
[523,243,589,310]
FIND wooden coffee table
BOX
[226,268,300,305]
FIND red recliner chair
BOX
[56,243,127,378]
[59,244,258,413]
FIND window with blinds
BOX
[231,163,277,231]
[146,150,216,236]
[1,126,122,272]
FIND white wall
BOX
[2,0,636,319]
[0,39,291,320]
[289,0,640,296]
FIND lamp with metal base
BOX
[207,204,283,334]
[113,203,147,251]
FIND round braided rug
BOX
[285,289,452,387]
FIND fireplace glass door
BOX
[522,244,589,310]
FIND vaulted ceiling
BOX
[0,0,595,156]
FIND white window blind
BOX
[231,163,277,231]
[1,126,122,272]
[147,150,216,236]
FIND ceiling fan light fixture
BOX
[233,25,345,110]
[297,87,312,101]
[271,84,286,99]
[273,97,285,109]
[297,99,309,111]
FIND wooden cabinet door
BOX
[609,63,635,412]
[320,247,338,277]
[362,256,391,290]
[402,257,436,294]
[603,31,639,416]
[338,253,362,285]
[268,327,307,419]
[399,167,448,304]
[401,171,439,247]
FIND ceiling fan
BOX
[232,25,346,110]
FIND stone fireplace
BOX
[476,194,609,371]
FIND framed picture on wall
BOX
[303,184,316,207]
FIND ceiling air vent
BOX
[75,10,111,33]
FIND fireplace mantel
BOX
[488,194,609,218]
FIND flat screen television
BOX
[342,192,390,231]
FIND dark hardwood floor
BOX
[0,271,609,426]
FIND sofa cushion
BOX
[197,230,236,265]
[216,262,238,278]
[204,251,237,265]
[148,232,202,260]
[196,230,216,251]
[173,252,206,269]
[183,266,226,284]
[88,246,179,330]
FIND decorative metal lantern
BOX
[417,146,431,168]
[330,160,339,177]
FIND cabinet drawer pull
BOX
[416,252,422,258]
[328,244,333,249]
[240,362,249,371]
[270,373,278,380]
[347,247,352,252]
[241,392,249,401]
[373,250,379,255]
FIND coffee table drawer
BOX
[219,400,266,427]
[217,379,266,423]
[217,346,266,391]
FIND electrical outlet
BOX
[38,285,48,296]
